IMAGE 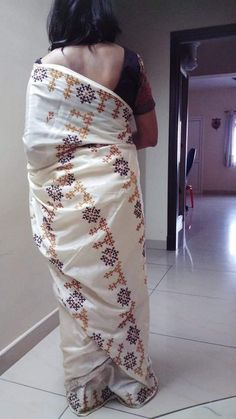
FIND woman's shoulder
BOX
[121,46,145,74]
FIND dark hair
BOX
[47,0,121,51]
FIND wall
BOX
[189,87,236,192]
[0,0,56,351]
[115,0,236,243]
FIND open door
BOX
[167,41,189,250]
[167,23,236,251]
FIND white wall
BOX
[0,0,56,351]
[115,0,236,243]
[189,87,236,192]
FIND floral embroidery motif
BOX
[123,352,137,370]
[46,185,64,202]
[123,108,132,122]
[101,247,119,267]
[48,69,63,92]
[112,98,123,119]
[126,325,140,345]
[67,392,81,412]
[113,157,130,176]
[117,124,133,144]
[76,84,97,104]
[123,171,145,240]
[117,287,131,307]
[32,67,47,82]
[56,135,82,164]
[65,110,94,139]
[134,200,142,219]
[97,90,112,113]
[82,207,101,223]
[101,386,113,402]
[64,75,81,99]
[92,333,104,348]
[57,173,76,187]
[102,145,122,163]
[66,290,86,311]
[49,258,64,271]
[64,279,89,329]
[33,234,42,247]
[136,386,154,404]
[105,261,126,291]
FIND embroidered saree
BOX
[22,63,158,416]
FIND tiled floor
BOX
[1,195,236,418]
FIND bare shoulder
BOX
[41,43,123,64]
[41,48,65,65]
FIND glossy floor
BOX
[1,195,236,418]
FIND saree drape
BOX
[22,63,158,416]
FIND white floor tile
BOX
[157,265,236,300]
[150,290,236,347]
[1,327,65,395]
[175,246,236,273]
[0,380,67,419]
[60,405,142,418]
[3,195,236,418]
[107,333,236,417]
[146,248,178,265]
[154,397,236,418]
[147,264,171,290]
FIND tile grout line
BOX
[104,405,148,418]
[147,262,174,268]
[153,288,236,302]
[147,256,236,274]
[150,331,236,349]
[149,266,173,296]
[0,377,66,398]
[149,394,236,419]
[148,260,236,274]
[58,405,69,419]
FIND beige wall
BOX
[115,0,236,242]
[189,87,236,192]
[0,0,56,351]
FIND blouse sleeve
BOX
[133,54,156,116]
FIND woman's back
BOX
[41,43,125,91]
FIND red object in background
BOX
[186,184,194,208]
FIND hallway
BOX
[1,195,236,418]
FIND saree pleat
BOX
[23,63,158,415]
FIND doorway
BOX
[167,23,236,251]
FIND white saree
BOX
[23,63,158,416]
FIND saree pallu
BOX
[23,63,159,416]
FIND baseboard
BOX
[146,239,166,250]
[0,308,59,375]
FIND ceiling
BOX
[188,35,236,90]
[189,73,236,90]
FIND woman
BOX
[22,0,159,415]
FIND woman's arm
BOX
[133,109,158,150]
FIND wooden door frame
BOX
[167,23,236,251]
